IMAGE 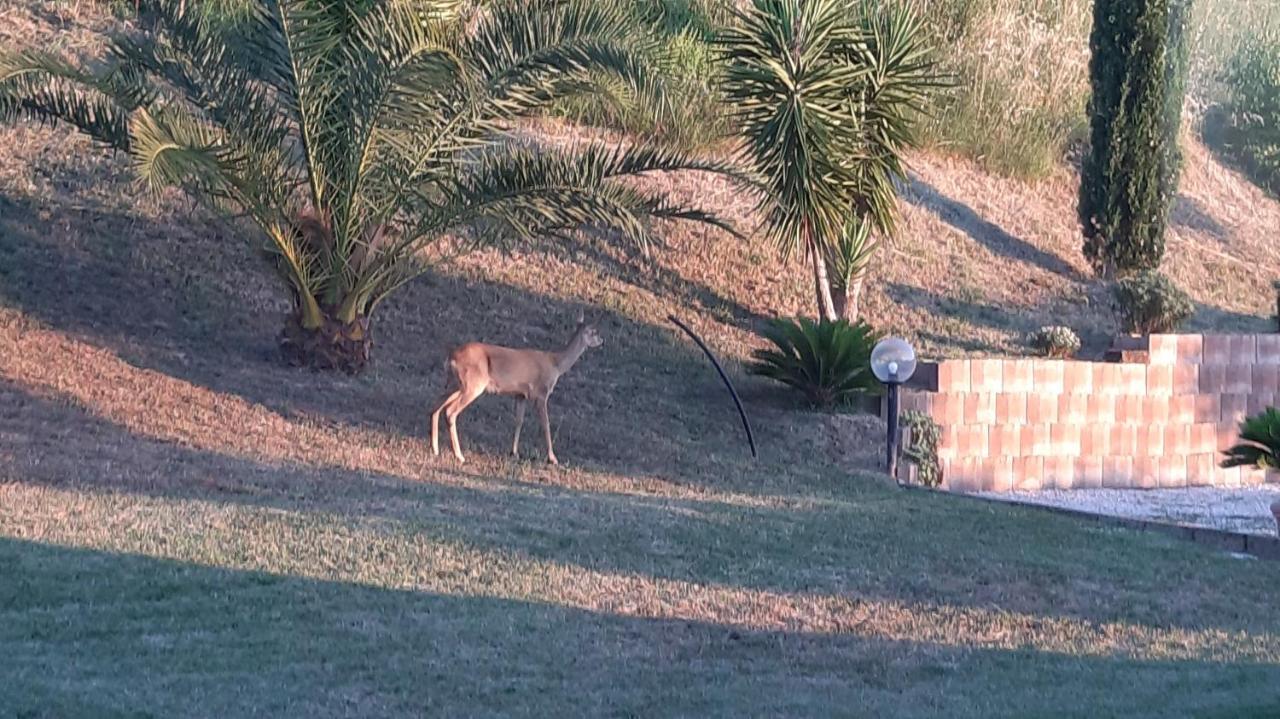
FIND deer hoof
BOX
[547,456,559,466]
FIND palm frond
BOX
[0,49,138,148]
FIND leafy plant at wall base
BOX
[0,0,738,372]
[1112,270,1194,335]
[1027,325,1082,358]
[900,410,942,487]
[748,318,883,408]
[1221,407,1280,470]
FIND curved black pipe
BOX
[667,314,758,459]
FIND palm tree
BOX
[0,0,738,372]
[718,0,938,322]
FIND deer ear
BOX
[575,309,585,326]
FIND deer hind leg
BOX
[536,397,557,465]
[511,398,527,458]
[431,389,461,457]
[446,380,487,464]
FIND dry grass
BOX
[3,3,1280,715]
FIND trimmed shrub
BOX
[1221,407,1280,470]
[1027,326,1082,358]
[749,318,882,408]
[1112,270,1194,334]
[1079,0,1192,276]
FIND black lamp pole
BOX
[885,381,901,481]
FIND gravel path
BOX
[979,487,1280,536]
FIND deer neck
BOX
[553,332,590,374]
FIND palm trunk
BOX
[834,270,866,322]
[280,309,373,374]
[807,227,837,322]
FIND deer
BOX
[430,312,603,465]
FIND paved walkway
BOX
[980,486,1280,536]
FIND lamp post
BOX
[871,337,917,482]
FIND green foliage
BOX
[1027,325,1081,358]
[1219,26,1280,195]
[0,0,739,370]
[748,317,883,408]
[1079,0,1192,276]
[900,410,942,487]
[1221,407,1280,470]
[1111,270,1194,335]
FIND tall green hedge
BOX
[1079,0,1193,276]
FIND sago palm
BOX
[0,0,737,372]
[718,0,938,321]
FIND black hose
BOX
[667,314,758,459]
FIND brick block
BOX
[1248,392,1277,416]
[943,459,977,492]
[1033,361,1065,394]
[1143,396,1170,425]
[1172,363,1199,395]
[1218,464,1243,488]
[1050,423,1082,455]
[1252,364,1280,394]
[1027,394,1060,424]
[1043,456,1075,489]
[938,361,971,393]
[1148,335,1179,365]
[1119,364,1147,395]
[1203,335,1232,366]
[1138,425,1165,457]
[934,394,963,425]
[1133,456,1159,488]
[990,458,1016,492]
[1076,456,1105,488]
[957,425,990,458]
[1003,360,1034,394]
[989,424,1022,458]
[1221,393,1249,425]
[1169,394,1196,424]
[1190,423,1218,454]
[1225,364,1253,395]
[970,360,1003,394]
[1014,457,1044,491]
[1158,456,1188,488]
[1062,362,1094,395]
[1231,335,1258,365]
[1110,425,1138,456]
[1176,334,1204,364]
[901,391,933,415]
[964,393,997,424]
[970,459,997,491]
[995,393,1028,425]
[1092,363,1123,396]
[937,425,960,460]
[1240,466,1267,487]
[1163,424,1191,456]
[1021,424,1052,456]
[1115,395,1145,424]
[1146,364,1174,395]
[1257,335,1280,365]
[1087,394,1117,423]
[1186,453,1216,486]
[1194,394,1221,423]
[1082,423,1111,457]
[1060,394,1088,424]
[1103,457,1136,488]
[1217,426,1240,452]
[1199,365,1227,395]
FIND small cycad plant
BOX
[1221,407,1280,471]
[1027,325,1081,359]
[748,318,882,408]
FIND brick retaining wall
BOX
[902,335,1280,492]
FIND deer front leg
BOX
[537,397,557,465]
[512,398,526,458]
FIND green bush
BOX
[1111,270,1194,335]
[900,410,943,487]
[1027,325,1081,358]
[1220,27,1280,195]
[1079,0,1192,276]
[749,318,883,408]
[1221,407,1280,470]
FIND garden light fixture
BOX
[871,337,917,482]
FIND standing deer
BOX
[431,312,603,465]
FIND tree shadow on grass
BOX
[903,175,1084,282]
[3,537,1278,718]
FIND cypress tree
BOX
[1080,0,1193,276]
